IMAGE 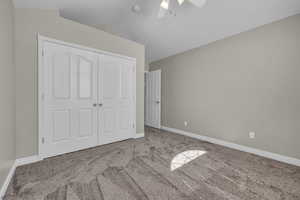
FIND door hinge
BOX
[42,137,45,144]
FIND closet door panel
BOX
[42,42,98,158]
[98,55,134,145]
[118,61,134,135]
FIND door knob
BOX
[93,103,97,107]
[156,101,160,104]
[98,103,103,107]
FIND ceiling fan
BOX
[158,0,207,18]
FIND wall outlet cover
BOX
[249,132,255,139]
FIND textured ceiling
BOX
[13,0,300,62]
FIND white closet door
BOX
[42,42,98,158]
[145,70,161,129]
[98,55,135,145]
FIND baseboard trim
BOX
[0,155,42,199]
[134,133,145,139]
[161,126,300,167]
[15,155,42,167]
[0,162,16,200]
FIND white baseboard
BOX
[0,155,42,199]
[133,133,145,139]
[161,126,300,167]
[0,162,16,200]
[15,155,42,167]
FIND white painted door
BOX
[42,42,98,158]
[98,55,135,145]
[40,39,136,158]
[145,70,161,129]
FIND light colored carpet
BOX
[4,127,300,200]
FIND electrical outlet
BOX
[184,121,188,127]
[249,132,255,139]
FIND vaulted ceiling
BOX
[13,0,300,62]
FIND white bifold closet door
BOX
[41,41,135,158]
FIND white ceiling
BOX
[13,0,300,62]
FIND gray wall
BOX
[15,8,145,158]
[150,14,300,159]
[0,0,16,188]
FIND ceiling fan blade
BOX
[177,0,185,5]
[188,0,207,7]
[158,7,168,18]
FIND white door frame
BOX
[38,34,136,159]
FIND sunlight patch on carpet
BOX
[171,150,206,171]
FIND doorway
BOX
[145,70,161,129]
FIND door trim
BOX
[38,34,136,159]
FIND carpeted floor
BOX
[4,127,300,200]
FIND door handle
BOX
[98,103,103,107]
[93,103,97,107]
[156,101,160,104]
